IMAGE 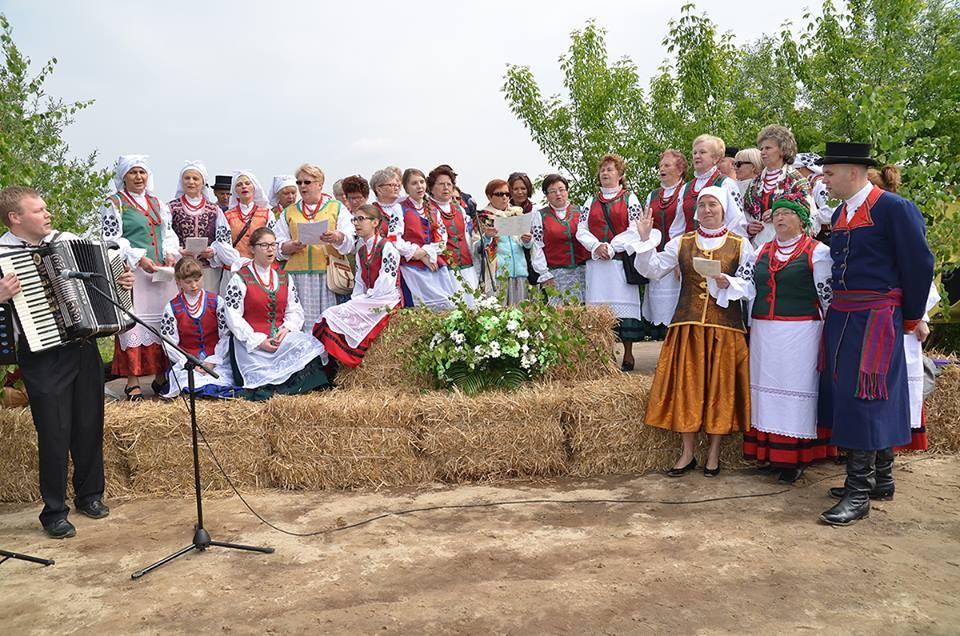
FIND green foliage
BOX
[0,14,111,235]
[502,1,960,289]
[396,286,591,395]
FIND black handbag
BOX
[600,195,647,286]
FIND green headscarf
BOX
[771,197,811,229]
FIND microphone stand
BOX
[81,281,273,580]
[0,549,54,567]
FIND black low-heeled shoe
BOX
[703,462,721,478]
[778,467,803,483]
[666,457,697,477]
[124,385,144,402]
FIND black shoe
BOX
[874,446,895,495]
[703,462,721,478]
[666,457,697,477]
[151,378,168,396]
[778,467,804,483]
[77,499,110,519]
[44,518,76,539]
[124,385,144,401]
[820,450,876,526]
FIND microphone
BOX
[60,269,105,280]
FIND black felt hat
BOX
[815,142,878,166]
[724,146,740,158]
[212,175,232,191]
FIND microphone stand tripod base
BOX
[131,527,274,580]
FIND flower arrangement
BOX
[404,283,592,394]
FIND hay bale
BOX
[108,400,270,496]
[337,305,619,391]
[564,374,751,476]
[926,365,960,454]
[0,406,131,503]
[264,392,429,489]
[417,387,568,481]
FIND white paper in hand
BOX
[297,220,330,245]
[493,212,534,236]
[693,257,721,278]
[751,222,777,248]
[184,237,208,255]
[152,266,175,283]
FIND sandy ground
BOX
[1,454,958,635]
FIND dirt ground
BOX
[1,454,958,635]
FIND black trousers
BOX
[18,339,105,527]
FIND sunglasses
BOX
[492,192,510,197]
[296,179,315,186]
[734,161,750,168]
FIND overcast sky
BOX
[4,0,824,203]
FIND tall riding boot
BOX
[829,447,895,500]
[820,450,876,526]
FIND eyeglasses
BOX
[254,242,277,249]
[351,216,374,223]
[377,183,401,189]
[492,192,510,198]
[295,180,315,186]
[546,188,567,195]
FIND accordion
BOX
[0,239,133,358]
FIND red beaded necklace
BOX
[252,262,275,290]
[658,182,681,208]
[768,235,808,273]
[181,290,204,315]
[697,225,728,239]
[301,199,323,221]
[180,195,206,212]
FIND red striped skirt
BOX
[742,426,838,468]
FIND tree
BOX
[503,21,653,204]
[502,1,960,291]
[0,14,111,235]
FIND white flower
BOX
[450,331,465,345]
[517,329,530,340]
[474,344,485,357]
[488,341,501,358]
[521,343,529,353]
[479,295,500,310]
[506,319,519,332]
[521,353,537,369]
[430,333,442,349]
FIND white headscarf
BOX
[269,174,298,208]
[696,186,727,213]
[113,154,154,194]
[228,170,269,209]
[173,160,217,204]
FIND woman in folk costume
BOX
[223,226,329,400]
[670,135,748,239]
[158,257,235,398]
[639,149,688,337]
[269,175,299,219]
[221,170,275,292]
[576,153,643,371]
[742,125,816,246]
[396,168,459,310]
[816,142,934,526]
[741,198,836,483]
[314,204,401,367]
[475,179,531,305]
[168,161,238,294]
[101,154,180,401]
[734,148,763,196]
[275,163,354,330]
[427,164,479,291]
[529,174,588,305]
[632,186,755,477]
[369,167,406,240]
[508,172,535,214]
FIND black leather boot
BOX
[820,450,876,526]
[828,447,895,500]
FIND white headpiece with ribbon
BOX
[228,170,269,209]
[269,174,298,208]
[113,154,154,194]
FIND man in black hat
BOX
[212,175,232,212]
[718,146,740,180]
[816,142,934,526]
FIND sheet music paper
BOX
[183,237,208,255]
[692,257,722,278]
[492,212,534,236]
[296,220,330,245]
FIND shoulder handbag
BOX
[325,245,355,295]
